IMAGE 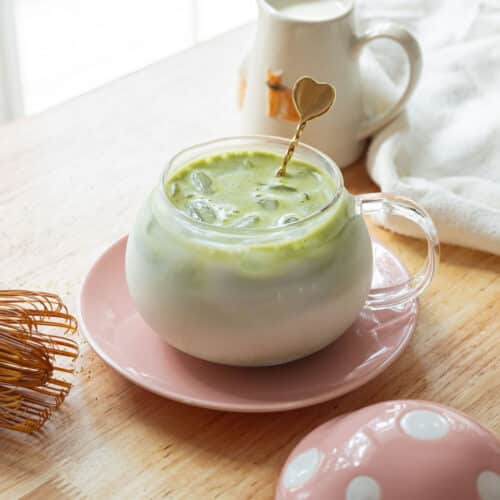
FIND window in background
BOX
[13,0,256,115]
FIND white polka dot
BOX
[283,448,322,490]
[346,476,381,500]
[477,470,500,500]
[400,410,450,440]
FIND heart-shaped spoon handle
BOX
[293,76,336,122]
[276,77,336,177]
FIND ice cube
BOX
[185,199,217,223]
[169,182,181,198]
[267,184,297,192]
[258,198,279,210]
[232,214,261,228]
[292,168,309,178]
[310,171,324,184]
[278,214,299,225]
[190,171,213,193]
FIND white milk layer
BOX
[272,0,349,21]
[125,189,373,366]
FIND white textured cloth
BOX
[358,0,500,255]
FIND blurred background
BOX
[0,0,256,123]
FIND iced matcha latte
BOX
[166,151,336,229]
[125,137,374,366]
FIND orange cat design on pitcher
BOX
[266,70,299,122]
[238,70,299,122]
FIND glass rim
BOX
[159,135,345,237]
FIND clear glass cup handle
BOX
[356,193,440,309]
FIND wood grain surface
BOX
[1,26,499,500]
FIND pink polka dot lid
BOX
[276,400,500,500]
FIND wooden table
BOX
[1,27,499,499]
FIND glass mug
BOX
[126,137,439,367]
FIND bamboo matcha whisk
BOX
[0,290,79,433]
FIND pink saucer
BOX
[78,236,418,413]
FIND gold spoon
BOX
[276,76,336,177]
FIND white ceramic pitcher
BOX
[239,0,422,166]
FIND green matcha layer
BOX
[165,151,337,229]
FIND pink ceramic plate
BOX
[78,236,418,413]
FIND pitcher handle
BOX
[354,22,422,139]
[356,193,439,309]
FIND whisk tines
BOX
[0,290,79,433]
